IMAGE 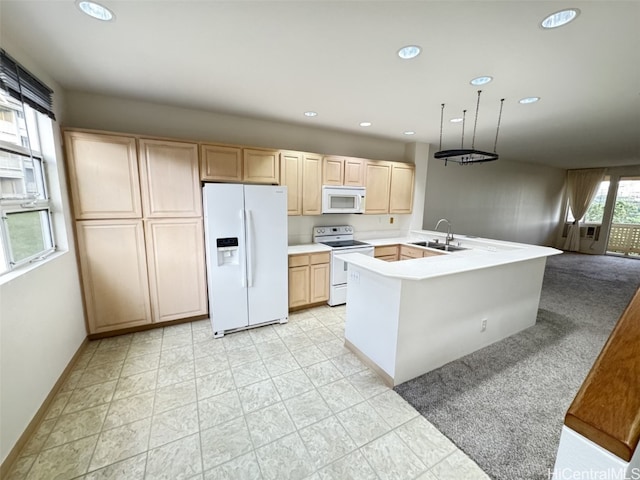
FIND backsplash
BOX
[288,214,412,244]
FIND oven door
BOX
[331,246,374,286]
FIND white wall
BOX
[423,155,566,246]
[64,91,408,162]
[0,42,86,464]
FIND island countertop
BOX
[339,229,562,281]
[341,230,562,386]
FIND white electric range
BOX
[313,225,374,306]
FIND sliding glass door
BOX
[606,176,640,257]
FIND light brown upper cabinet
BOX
[76,219,152,333]
[364,160,392,214]
[322,156,364,186]
[145,218,208,323]
[243,148,280,184]
[280,150,303,215]
[344,158,365,186]
[139,139,201,218]
[322,156,343,185]
[302,153,323,215]
[64,131,142,219]
[200,144,242,182]
[200,144,279,184]
[389,162,415,214]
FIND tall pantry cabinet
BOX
[65,131,207,334]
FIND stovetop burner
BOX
[320,239,370,249]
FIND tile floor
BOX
[7,305,490,480]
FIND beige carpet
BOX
[394,253,640,480]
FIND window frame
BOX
[0,100,55,274]
[565,176,611,224]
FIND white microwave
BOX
[322,185,366,214]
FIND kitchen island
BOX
[338,231,561,386]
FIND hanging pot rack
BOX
[434,90,505,166]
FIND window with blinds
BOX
[0,50,56,274]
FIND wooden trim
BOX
[0,337,89,478]
[288,301,327,312]
[345,338,395,388]
[564,287,640,462]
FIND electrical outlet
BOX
[389,217,394,224]
[481,318,488,332]
[349,271,360,284]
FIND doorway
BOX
[606,176,640,257]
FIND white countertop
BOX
[337,230,562,281]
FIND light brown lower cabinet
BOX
[145,218,208,323]
[399,244,444,260]
[374,245,399,261]
[309,262,330,304]
[288,252,330,309]
[288,264,310,308]
[76,218,208,334]
[76,220,152,333]
[376,244,444,261]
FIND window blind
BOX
[0,49,55,120]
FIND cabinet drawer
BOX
[310,252,330,265]
[288,254,310,267]
[399,245,424,259]
[422,249,444,257]
[378,254,398,262]
[374,245,399,258]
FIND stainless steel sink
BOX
[437,244,467,252]
[410,241,467,252]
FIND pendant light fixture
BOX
[435,90,505,166]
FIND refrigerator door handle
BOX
[240,209,247,288]
[245,209,254,287]
[245,210,253,287]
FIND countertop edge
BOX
[287,244,332,255]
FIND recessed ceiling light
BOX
[304,111,318,117]
[359,122,372,127]
[450,118,463,123]
[541,9,580,29]
[403,131,416,135]
[397,45,421,60]
[77,0,114,21]
[519,97,540,104]
[470,76,493,86]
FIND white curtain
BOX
[563,168,606,251]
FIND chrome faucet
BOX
[434,218,454,245]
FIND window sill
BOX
[0,250,68,287]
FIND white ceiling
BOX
[2,1,639,170]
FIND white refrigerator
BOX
[203,183,288,337]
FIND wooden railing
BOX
[564,287,640,461]
[608,223,640,256]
